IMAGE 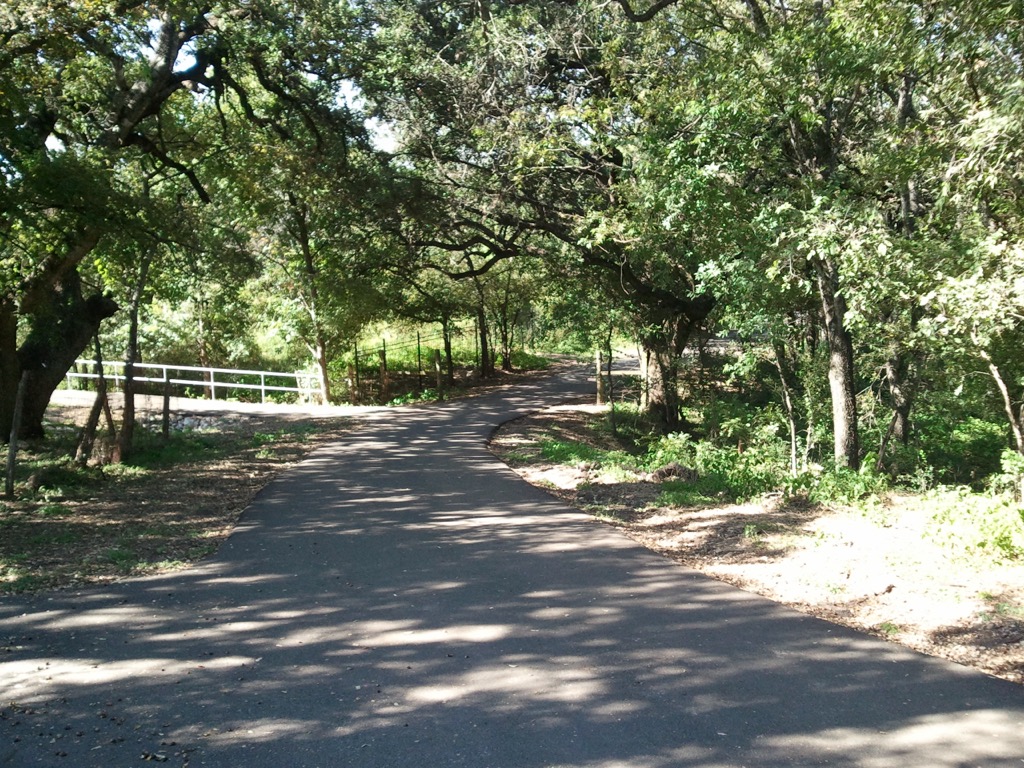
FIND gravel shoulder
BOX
[488,401,1024,686]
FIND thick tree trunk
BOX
[640,313,701,433]
[14,269,118,440]
[815,258,860,469]
[642,340,683,432]
[313,336,332,405]
[0,302,20,441]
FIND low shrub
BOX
[790,465,889,507]
[643,426,789,503]
[511,351,550,370]
[919,417,1007,486]
[926,487,1024,561]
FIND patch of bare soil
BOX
[489,402,1024,686]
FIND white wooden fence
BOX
[65,360,322,404]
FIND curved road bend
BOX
[2,364,1022,768]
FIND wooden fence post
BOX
[162,367,171,441]
[379,348,389,403]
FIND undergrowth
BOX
[535,399,1024,564]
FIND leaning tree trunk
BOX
[884,356,914,443]
[815,257,860,469]
[14,269,118,440]
[979,348,1024,454]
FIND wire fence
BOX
[347,329,466,403]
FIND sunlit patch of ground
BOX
[490,403,1024,685]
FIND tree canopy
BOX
[3,0,1023,485]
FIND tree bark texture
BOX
[475,305,493,378]
[5,372,29,498]
[815,257,860,469]
[441,317,455,386]
[0,302,19,441]
[882,356,914,446]
[4,269,118,440]
[640,312,703,433]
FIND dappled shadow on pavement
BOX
[3,368,1023,767]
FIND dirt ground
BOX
[488,401,1024,687]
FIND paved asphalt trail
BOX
[3,364,1023,767]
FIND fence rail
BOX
[65,360,321,404]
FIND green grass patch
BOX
[511,350,550,370]
[103,547,140,570]
[539,439,631,468]
[388,388,441,406]
[1,570,50,593]
[251,423,323,445]
[37,503,73,517]
[876,621,902,637]
[126,430,229,469]
[26,529,79,548]
[656,480,724,507]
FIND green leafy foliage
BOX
[388,389,441,406]
[790,466,890,507]
[918,417,1008,487]
[539,439,631,468]
[927,489,1024,562]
